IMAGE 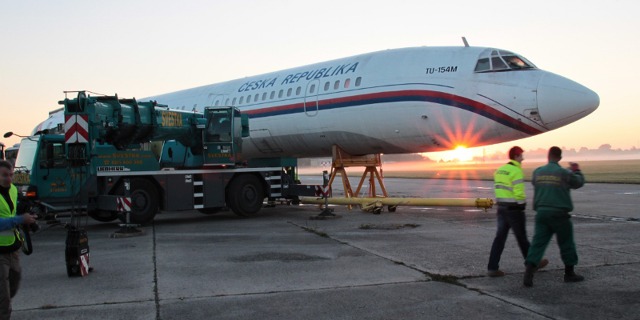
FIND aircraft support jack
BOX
[310,170,341,220]
[326,145,390,212]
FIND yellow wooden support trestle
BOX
[327,145,388,209]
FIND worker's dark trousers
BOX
[0,251,21,320]
[487,206,530,271]
[526,208,578,267]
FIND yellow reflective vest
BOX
[0,185,20,247]
[494,160,526,205]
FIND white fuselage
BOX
[37,46,600,158]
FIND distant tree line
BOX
[381,153,434,162]
[477,144,640,162]
[299,144,639,166]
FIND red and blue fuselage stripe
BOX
[245,90,543,135]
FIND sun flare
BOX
[452,146,473,162]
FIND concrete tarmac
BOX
[11,178,640,319]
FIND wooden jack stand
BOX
[326,145,388,210]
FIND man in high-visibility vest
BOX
[0,160,36,320]
[487,146,547,277]
[523,146,584,287]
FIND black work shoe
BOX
[523,266,535,287]
[487,270,506,277]
[564,273,585,283]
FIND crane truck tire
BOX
[226,174,265,217]
[88,210,118,222]
[198,208,223,215]
[117,178,159,224]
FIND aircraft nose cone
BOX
[537,72,599,129]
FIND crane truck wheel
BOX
[198,208,223,215]
[88,210,118,222]
[117,178,159,225]
[226,174,265,217]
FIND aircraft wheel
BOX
[227,174,265,217]
[117,178,159,224]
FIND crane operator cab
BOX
[203,107,249,166]
[206,113,232,142]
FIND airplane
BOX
[33,44,599,159]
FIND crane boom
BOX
[60,92,249,167]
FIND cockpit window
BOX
[475,58,490,71]
[503,55,533,69]
[491,51,509,70]
[474,49,536,73]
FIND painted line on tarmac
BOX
[572,213,640,223]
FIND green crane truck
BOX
[11,92,302,224]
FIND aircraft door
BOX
[208,93,229,108]
[518,88,542,125]
[304,80,320,117]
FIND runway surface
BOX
[303,175,640,220]
[11,178,640,319]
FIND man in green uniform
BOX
[0,160,37,319]
[524,147,585,287]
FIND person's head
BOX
[508,146,524,162]
[548,146,562,162]
[0,160,13,188]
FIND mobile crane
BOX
[10,92,302,224]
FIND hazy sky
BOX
[1,0,638,157]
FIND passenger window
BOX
[270,91,275,99]
[334,80,340,90]
[296,87,301,95]
[344,78,350,89]
[239,97,244,104]
[247,95,251,103]
[355,77,362,87]
[214,100,219,106]
[224,98,229,105]
[232,98,236,105]
[254,93,259,102]
[324,82,330,91]
[309,84,315,94]
[262,92,267,101]
[287,88,292,97]
[278,90,284,98]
